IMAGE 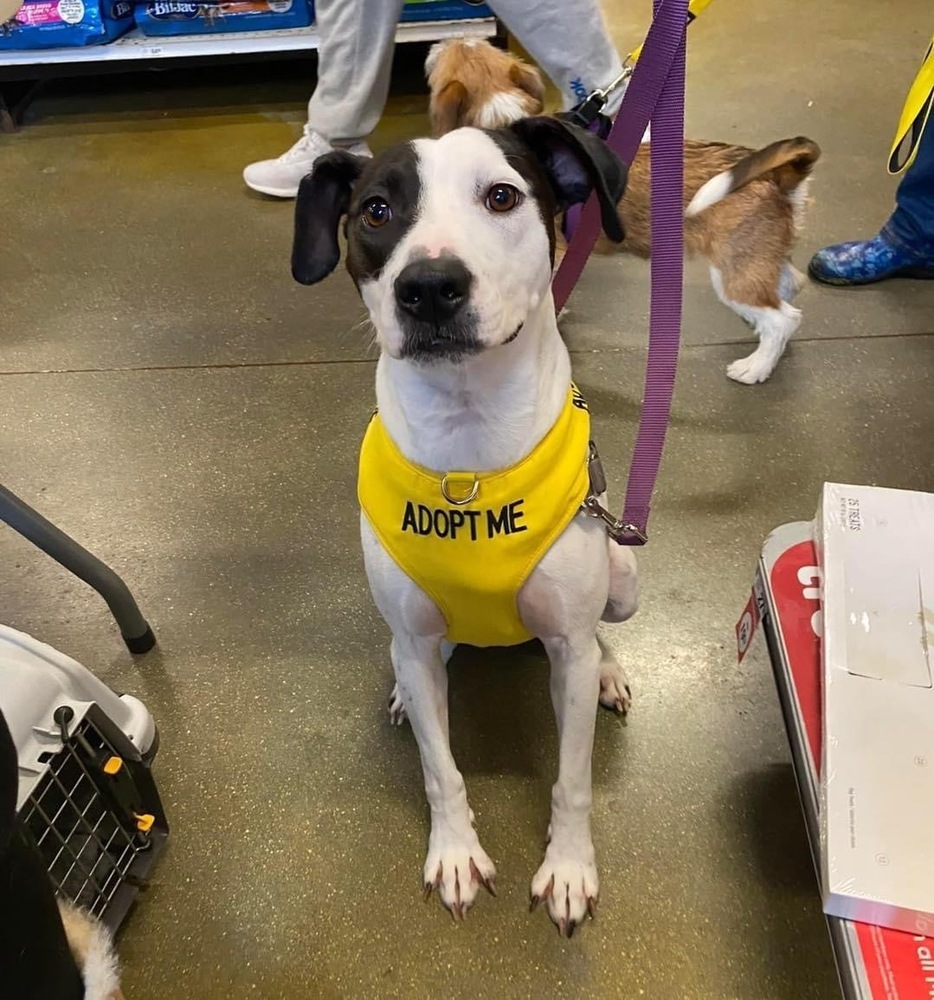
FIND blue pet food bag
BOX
[134,0,311,36]
[0,0,134,48]
[400,0,492,22]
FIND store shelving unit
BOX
[0,14,499,129]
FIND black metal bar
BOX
[0,483,155,654]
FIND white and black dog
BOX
[292,117,639,936]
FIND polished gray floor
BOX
[1,2,932,997]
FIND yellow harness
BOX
[358,386,592,647]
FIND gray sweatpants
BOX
[308,0,625,144]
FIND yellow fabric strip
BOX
[888,36,934,175]
[627,0,716,65]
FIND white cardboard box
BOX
[818,483,934,935]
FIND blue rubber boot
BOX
[808,230,934,286]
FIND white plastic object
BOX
[0,623,156,811]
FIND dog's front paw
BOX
[530,845,599,937]
[423,830,496,920]
[599,666,631,715]
[727,354,773,384]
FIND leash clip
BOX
[581,443,648,545]
[564,63,634,132]
[598,62,635,101]
[581,495,648,546]
[565,91,607,129]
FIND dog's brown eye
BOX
[486,183,520,213]
[362,198,392,228]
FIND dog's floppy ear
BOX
[292,150,367,285]
[429,80,468,136]
[508,60,545,111]
[509,116,627,243]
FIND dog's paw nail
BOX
[423,882,433,902]
[529,894,541,913]
[470,858,496,896]
[557,917,567,937]
[586,896,597,920]
[567,919,577,939]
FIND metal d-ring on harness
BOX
[440,474,480,506]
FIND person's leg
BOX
[243,0,404,198]
[809,119,934,285]
[490,0,627,116]
[885,116,934,254]
[306,0,406,143]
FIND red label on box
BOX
[855,923,934,999]
[769,540,823,768]
[767,535,931,999]
[735,587,761,663]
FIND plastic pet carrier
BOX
[0,623,168,932]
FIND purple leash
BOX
[555,0,687,545]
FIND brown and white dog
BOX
[427,38,822,385]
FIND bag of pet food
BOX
[400,0,492,22]
[134,0,312,36]
[0,0,133,47]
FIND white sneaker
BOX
[243,125,372,198]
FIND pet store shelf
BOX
[0,16,497,66]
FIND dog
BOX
[292,116,639,936]
[427,38,822,385]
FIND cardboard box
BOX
[751,522,934,1000]
[818,483,934,935]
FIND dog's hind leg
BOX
[779,261,805,303]
[389,640,454,726]
[597,632,632,715]
[728,300,801,384]
[710,264,801,384]
[602,538,638,623]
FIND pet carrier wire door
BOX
[0,623,168,932]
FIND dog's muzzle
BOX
[395,255,481,361]
[395,256,473,325]
[398,319,482,363]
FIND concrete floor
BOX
[1,1,933,997]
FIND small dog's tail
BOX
[58,900,125,1000]
[685,136,821,217]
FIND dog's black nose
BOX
[394,257,473,324]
